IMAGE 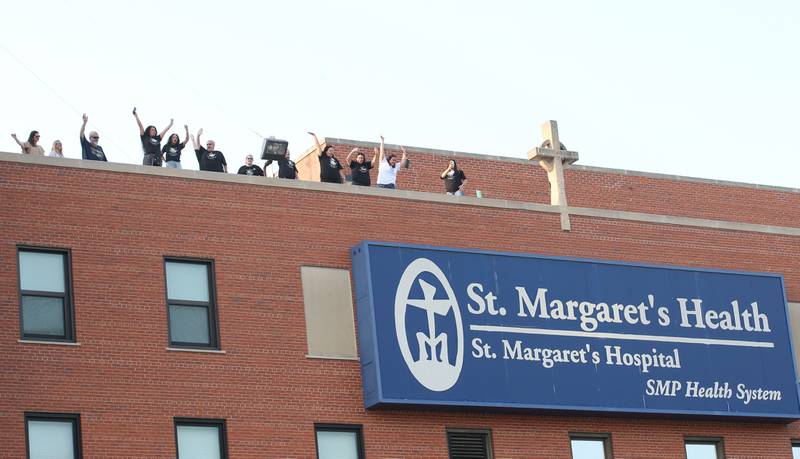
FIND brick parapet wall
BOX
[294,138,800,228]
[1,156,800,457]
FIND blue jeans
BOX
[377,183,396,189]
[447,190,464,196]
[165,161,182,169]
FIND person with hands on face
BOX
[79,113,107,162]
[309,131,343,184]
[441,159,467,196]
[265,150,298,179]
[191,128,227,173]
[162,125,190,169]
[376,135,408,189]
[11,131,45,156]
[237,154,264,176]
[346,147,376,186]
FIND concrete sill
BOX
[166,347,226,354]
[18,339,81,347]
[306,354,359,361]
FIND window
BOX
[447,429,493,459]
[685,437,724,459]
[165,259,219,349]
[18,248,74,341]
[25,413,81,459]
[174,418,227,459]
[315,424,364,459]
[570,433,612,459]
[793,442,800,459]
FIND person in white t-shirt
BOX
[376,135,408,189]
[49,140,64,157]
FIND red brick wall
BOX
[297,141,553,203]
[1,159,800,458]
[296,140,800,228]
[566,168,800,228]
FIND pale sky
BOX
[1,1,798,187]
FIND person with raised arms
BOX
[265,150,298,179]
[309,131,343,184]
[10,131,44,156]
[376,135,408,189]
[162,125,190,169]
[190,128,227,173]
[346,147,376,186]
[79,113,107,162]
[133,107,172,166]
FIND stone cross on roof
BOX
[528,120,579,231]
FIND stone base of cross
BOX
[527,120,579,231]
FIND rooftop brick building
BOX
[2,128,800,458]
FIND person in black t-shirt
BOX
[308,131,343,184]
[133,107,173,167]
[190,128,228,173]
[162,125,190,169]
[78,113,107,162]
[441,159,468,196]
[346,147,376,186]
[237,154,264,176]
[265,150,298,179]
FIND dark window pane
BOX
[169,305,210,344]
[22,296,65,336]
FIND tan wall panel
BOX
[301,266,357,359]
[790,302,800,378]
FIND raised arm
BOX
[182,125,189,145]
[378,135,385,163]
[80,113,88,139]
[10,133,23,148]
[308,132,322,156]
[441,163,453,179]
[133,107,144,136]
[195,128,203,149]
[400,146,408,164]
[371,147,378,164]
[346,147,358,163]
[159,118,174,138]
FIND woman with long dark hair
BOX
[162,125,190,169]
[309,131,343,184]
[10,130,45,155]
[441,159,467,196]
[133,107,173,166]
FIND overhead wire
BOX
[0,41,140,163]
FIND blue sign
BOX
[351,241,800,420]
